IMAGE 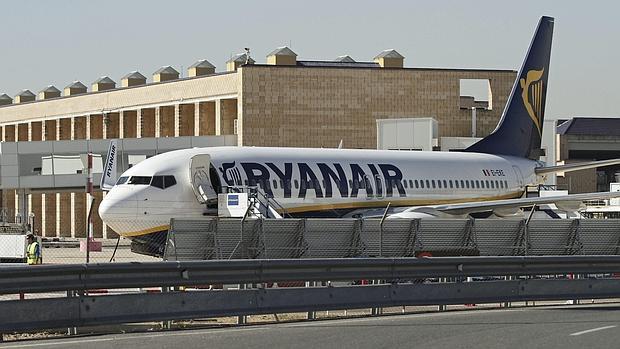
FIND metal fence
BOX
[4,256,620,333]
[164,218,620,260]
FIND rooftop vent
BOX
[226,53,255,72]
[37,85,61,100]
[14,90,35,103]
[188,59,215,77]
[0,93,12,106]
[64,81,87,96]
[266,46,297,66]
[335,55,356,63]
[92,76,116,92]
[373,49,404,68]
[153,66,179,82]
[121,71,147,87]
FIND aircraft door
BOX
[512,165,524,190]
[190,154,217,204]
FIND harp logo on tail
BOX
[520,68,545,136]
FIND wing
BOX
[391,191,620,217]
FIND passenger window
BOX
[443,180,447,188]
[454,180,459,189]
[425,180,430,188]
[414,180,419,188]
[409,180,414,188]
[437,180,442,188]
[273,179,278,189]
[460,180,465,188]
[490,181,495,189]
[420,180,425,189]
[403,180,408,189]
[431,180,436,189]
[466,181,470,189]
[485,180,490,189]
[150,176,164,189]
[116,176,129,185]
[294,180,299,189]
[504,180,508,188]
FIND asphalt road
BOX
[4,304,620,349]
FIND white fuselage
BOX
[99,146,543,238]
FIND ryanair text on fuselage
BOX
[219,161,407,199]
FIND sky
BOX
[1,0,619,120]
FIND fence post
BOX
[67,291,77,335]
[379,203,391,258]
[306,281,316,320]
[237,283,247,324]
[162,287,173,329]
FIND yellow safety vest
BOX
[27,241,42,265]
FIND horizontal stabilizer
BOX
[535,158,620,175]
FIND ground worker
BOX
[26,233,42,265]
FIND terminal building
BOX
[0,46,517,238]
[555,117,620,193]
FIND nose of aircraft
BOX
[98,186,138,223]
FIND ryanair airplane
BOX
[99,16,620,255]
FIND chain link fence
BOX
[163,217,620,261]
[4,216,620,264]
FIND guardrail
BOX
[2,256,620,333]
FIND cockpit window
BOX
[150,176,164,189]
[150,175,177,189]
[164,175,177,188]
[128,176,152,185]
[116,176,129,185]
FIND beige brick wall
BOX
[43,192,56,237]
[44,120,57,141]
[178,103,195,136]
[122,110,137,138]
[4,125,15,142]
[140,108,156,137]
[30,121,42,141]
[158,105,175,137]
[105,112,120,139]
[90,114,103,139]
[17,123,28,141]
[31,193,42,235]
[59,192,72,237]
[198,101,215,136]
[59,118,72,140]
[239,66,515,148]
[73,116,87,139]
[74,192,86,238]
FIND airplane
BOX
[99,16,620,256]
